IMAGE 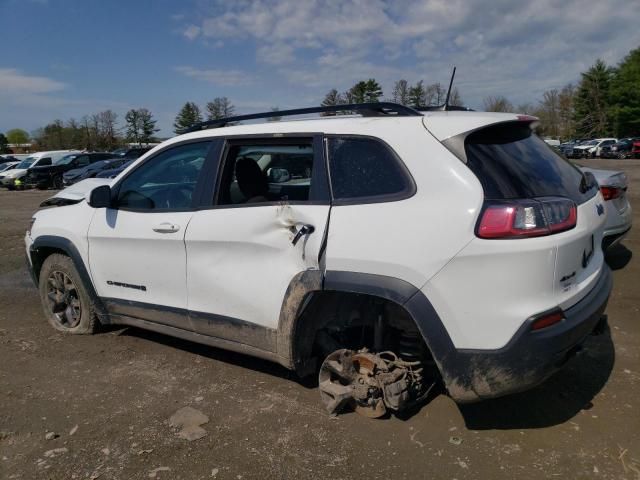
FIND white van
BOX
[0,151,80,189]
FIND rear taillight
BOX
[600,185,623,201]
[477,197,577,239]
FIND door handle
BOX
[152,222,180,233]
[291,224,315,246]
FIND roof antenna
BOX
[442,66,457,111]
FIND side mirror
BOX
[268,167,291,183]
[88,184,112,208]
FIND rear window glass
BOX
[465,123,596,204]
[327,137,414,202]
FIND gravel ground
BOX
[1,158,639,480]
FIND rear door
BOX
[88,140,214,328]
[184,135,330,342]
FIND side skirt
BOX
[109,314,289,368]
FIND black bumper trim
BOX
[405,266,612,403]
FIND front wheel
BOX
[38,254,99,334]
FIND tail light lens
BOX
[600,185,623,201]
[477,197,577,239]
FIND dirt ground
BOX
[1,158,639,480]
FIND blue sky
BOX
[1,0,639,137]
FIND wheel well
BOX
[292,291,438,379]
[30,246,67,284]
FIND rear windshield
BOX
[464,122,597,204]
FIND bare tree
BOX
[483,96,514,112]
[391,80,410,105]
[206,97,235,120]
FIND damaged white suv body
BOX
[26,103,612,417]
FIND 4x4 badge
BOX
[596,203,604,216]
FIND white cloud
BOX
[177,0,640,108]
[0,68,66,94]
[183,25,201,40]
[257,42,295,65]
[174,66,253,86]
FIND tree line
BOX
[320,78,463,112]
[481,46,640,140]
[0,108,160,152]
[172,80,463,133]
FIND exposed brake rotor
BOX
[318,349,387,418]
[318,348,434,418]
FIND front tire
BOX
[38,254,99,334]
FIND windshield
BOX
[583,140,598,146]
[16,159,35,169]
[56,154,78,165]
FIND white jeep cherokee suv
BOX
[26,103,612,417]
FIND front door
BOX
[185,136,330,344]
[88,141,213,328]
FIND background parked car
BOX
[24,152,114,190]
[572,138,617,158]
[0,155,19,165]
[633,139,640,158]
[561,139,590,158]
[579,166,632,249]
[600,138,637,159]
[63,158,129,186]
[109,146,152,159]
[95,159,135,179]
[0,151,79,190]
[0,161,19,173]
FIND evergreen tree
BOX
[139,108,159,143]
[206,97,235,120]
[573,59,613,137]
[408,81,427,107]
[391,80,410,105]
[174,102,203,133]
[125,109,141,144]
[609,47,640,137]
[347,79,383,103]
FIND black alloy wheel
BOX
[46,270,82,328]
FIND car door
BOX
[184,135,330,346]
[88,140,215,329]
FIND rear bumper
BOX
[436,266,612,402]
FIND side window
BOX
[217,141,315,205]
[76,155,90,167]
[116,142,210,211]
[38,157,52,166]
[327,137,414,202]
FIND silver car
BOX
[580,166,632,249]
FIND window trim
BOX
[201,133,330,209]
[324,134,416,206]
[109,138,217,213]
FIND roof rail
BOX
[183,102,422,133]
[416,105,475,112]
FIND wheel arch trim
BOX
[29,235,107,317]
